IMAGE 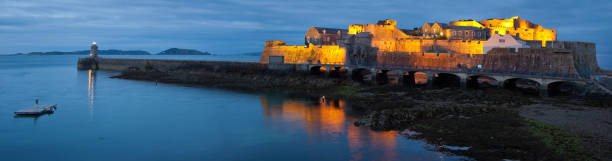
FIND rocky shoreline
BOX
[111,66,611,160]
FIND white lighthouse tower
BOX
[90,41,98,57]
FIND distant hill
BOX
[240,52,261,56]
[13,49,150,55]
[157,48,210,55]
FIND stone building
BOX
[421,22,449,38]
[482,34,528,54]
[305,27,347,45]
[447,26,488,40]
[421,22,488,40]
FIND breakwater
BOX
[77,57,346,91]
[78,57,268,72]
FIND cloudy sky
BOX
[1,0,611,56]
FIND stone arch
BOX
[329,67,348,78]
[376,70,401,85]
[547,81,584,96]
[376,70,389,85]
[403,71,429,86]
[310,66,327,76]
[351,68,372,82]
[467,75,498,88]
[433,73,461,87]
[503,78,541,95]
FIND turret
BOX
[90,41,98,57]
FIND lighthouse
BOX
[90,41,98,58]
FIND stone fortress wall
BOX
[260,17,601,78]
[259,41,346,65]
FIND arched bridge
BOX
[302,63,592,96]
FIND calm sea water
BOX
[0,55,468,161]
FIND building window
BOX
[499,39,505,43]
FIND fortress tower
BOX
[90,41,98,57]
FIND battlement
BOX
[266,40,286,47]
[376,19,397,26]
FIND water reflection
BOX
[260,95,399,161]
[88,69,96,119]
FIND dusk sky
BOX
[1,0,611,55]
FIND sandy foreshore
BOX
[111,66,612,160]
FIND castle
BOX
[260,17,600,78]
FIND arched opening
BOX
[310,66,327,76]
[433,73,461,87]
[386,70,401,85]
[376,70,389,85]
[467,75,498,88]
[503,78,541,95]
[402,71,428,87]
[351,68,372,82]
[414,72,429,86]
[402,72,415,86]
[329,67,348,78]
[548,81,584,96]
[376,70,400,85]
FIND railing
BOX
[379,64,582,79]
[311,63,582,79]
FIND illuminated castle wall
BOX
[259,41,346,64]
[454,16,557,46]
[259,17,594,76]
[348,20,414,39]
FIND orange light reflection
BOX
[260,95,398,161]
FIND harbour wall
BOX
[77,57,270,73]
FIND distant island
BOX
[239,52,261,56]
[157,48,210,55]
[11,48,215,56]
[13,49,150,55]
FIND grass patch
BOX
[335,86,361,98]
[522,118,592,160]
